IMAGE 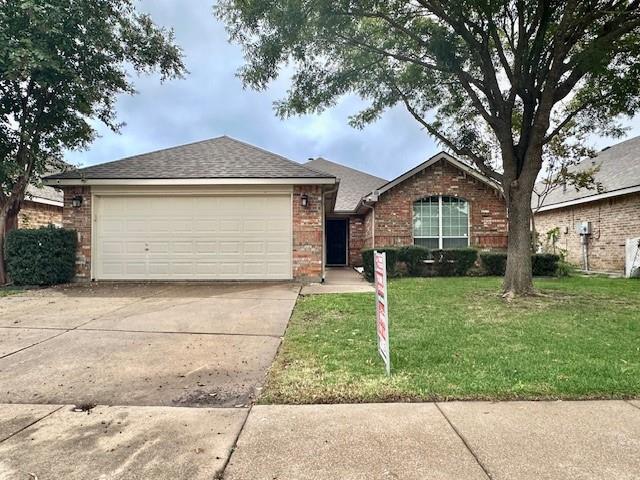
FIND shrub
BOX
[479,252,507,276]
[398,245,430,276]
[480,252,561,276]
[5,226,77,286]
[362,247,400,281]
[532,253,561,276]
[432,249,478,276]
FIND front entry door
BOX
[326,219,348,266]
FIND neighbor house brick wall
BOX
[62,186,92,280]
[348,216,366,266]
[292,185,323,281]
[369,159,508,249]
[535,191,640,273]
[18,201,62,229]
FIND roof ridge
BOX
[221,136,334,177]
[309,157,388,182]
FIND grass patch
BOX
[0,286,24,297]
[261,276,640,403]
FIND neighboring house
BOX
[44,136,507,282]
[18,184,64,229]
[534,136,640,274]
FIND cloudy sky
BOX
[65,1,640,181]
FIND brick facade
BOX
[361,159,508,250]
[62,186,92,280]
[18,201,62,229]
[292,185,323,280]
[348,216,366,266]
[534,191,640,273]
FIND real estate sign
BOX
[374,251,391,375]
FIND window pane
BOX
[415,237,439,249]
[441,197,468,239]
[413,197,440,238]
[443,237,469,249]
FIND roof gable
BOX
[46,136,334,182]
[306,157,387,212]
[367,152,502,201]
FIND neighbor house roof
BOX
[536,136,640,212]
[45,136,335,185]
[306,157,387,212]
[25,184,63,206]
[25,160,74,207]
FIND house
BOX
[534,136,640,274]
[44,136,507,282]
[19,184,64,228]
[3,184,64,231]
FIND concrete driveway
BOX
[0,282,298,479]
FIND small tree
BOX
[0,0,186,283]
[531,127,604,251]
[217,0,640,296]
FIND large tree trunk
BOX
[0,201,21,285]
[0,212,8,286]
[503,184,535,296]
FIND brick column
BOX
[292,185,323,281]
[348,216,366,266]
[62,186,92,280]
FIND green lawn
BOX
[261,276,640,403]
[0,286,23,297]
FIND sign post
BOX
[374,251,391,375]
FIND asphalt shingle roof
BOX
[306,157,387,212]
[47,136,333,180]
[26,184,63,203]
[537,135,640,208]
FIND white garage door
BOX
[94,195,292,280]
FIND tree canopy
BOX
[217,0,640,294]
[0,0,185,283]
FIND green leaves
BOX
[0,0,186,203]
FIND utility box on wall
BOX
[626,238,640,278]
[576,221,592,235]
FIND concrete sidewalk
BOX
[224,401,640,480]
[301,267,374,295]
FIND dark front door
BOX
[326,219,348,265]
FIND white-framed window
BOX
[413,196,469,249]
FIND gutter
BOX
[536,184,640,212]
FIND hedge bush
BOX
[532,253,561,276]
[479,252,508,276]
[5,226,77,286]
[432,248,478,276]
[479,252,561,276]
[398,245,430,276]
[362,247,400,282]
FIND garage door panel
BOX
[95,194,292,280]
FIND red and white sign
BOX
[374,251,391,375]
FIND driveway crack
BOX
[214,405,252,480]
[0,286,174,359]
[435,403,493,480]
[0,405,64,444]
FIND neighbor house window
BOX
[413,196,469,249]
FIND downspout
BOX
[322,184,339,283]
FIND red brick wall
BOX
[18,201,62,229]
[62,186,92,280]
[535,191,640,273]
[292,185,323,280]
[363,209,374,249]
[368,159,508,249]
[348,216,366,266]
